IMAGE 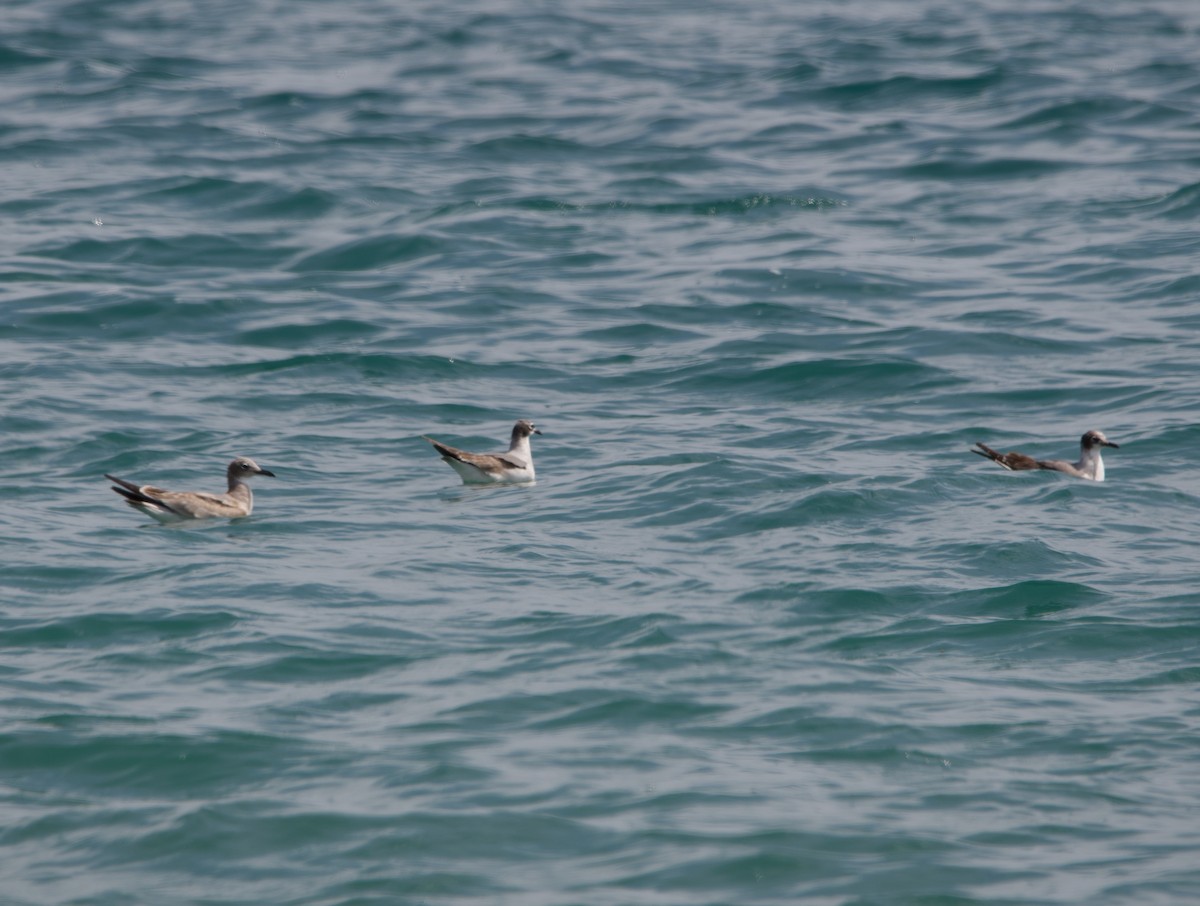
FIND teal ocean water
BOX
[3,0,1200,903]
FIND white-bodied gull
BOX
[423,420,541,484]
[971,430,1119,481]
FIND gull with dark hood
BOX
[971,430,1119,481]
[423,420,542,484]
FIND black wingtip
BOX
[108,483,184,517]
[105,473,141,493]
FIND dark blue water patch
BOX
[998,96,1160,136]
[236,89,357,117]
[101,118,271,160]
[604,175,688,197]
[123,175,341,221]
[815,616,1059,661]
[311,872,501,902]
[233,318,383,348]
[463,133,592,162]
[287,233,445,272]
[610,299,877,332]
[189,352,568,403]
[1139,271,1200,305]
[920,240,1013,259]
[609,149,727,175]
[662,357,957,403]
[934,325,1098,358]
[206,351,460,383]
[439,687,726,734]
[616,847,834,899]
[321,128,449,157]
[5,292,263,337]
[953,382,1136,413]
[727,325,1087,361]
[508,248,620,272]
[612,637,745,681]
[72,431,234,474]
[682,193,847,217]
[894,156,1072,182]
[1038,4,1191,42]
[1016,257,1179,294]
[734,484,910,535]
[1095,875,1200,906]
[579,322,707,345]
[411,210,591,259]
[823,610,1192,666]
[0,563,131,596]
[197,645,405,686]
[0,609,238,650]
[611,828,975,902]
[29,233,295,271]
[768,58,823,89]
[617,459,807,528]
[414,197,510,228]
[94,802,396,877]
[817,68,1007,109]
[339,808,623,868]
[0,728,316,799]
[952,306,1063,328]
[1127,54,1200,86]
[529,693,730,732]
[942,579,1107,619]
[1119,181,1200,220]
[727,706,890,746]
[112,52,224,85]
[1136,422,1200,450]
[738,583,902,614]
[0,42,53,69]
[941,537,1104,578]
[489,611,682,649]
[444,174,522,200]
[719,265,923,300]
[522,191,848,218]
[0,803,190,903]
[1127,665,1200,688]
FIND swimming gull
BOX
[971,430,1119,481]
[423,420,541,484]
[106,456,276,521]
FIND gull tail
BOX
[105,475,183,516]
[422,436,466,463]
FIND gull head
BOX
[228,456,276,479]
[1081,430,1118,450]
[514,420,542,438]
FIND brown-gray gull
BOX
[106,456,276,521]
[423,420,541,484]
[971,430,1119,481]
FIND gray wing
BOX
[424,437,518,475]
[971,444,1041,471]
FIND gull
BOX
[971,430,1119,481]
[423,419,541,484]
[105,456,276,522]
